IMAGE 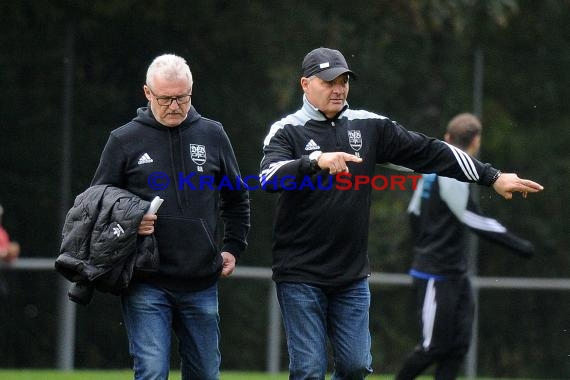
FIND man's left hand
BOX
[493,173,544,199]
[220,251,236,277]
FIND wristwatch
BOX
[309,150,323,171]
[490,170,502,185]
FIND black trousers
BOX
[396,276,475,380]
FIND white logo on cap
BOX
[319,62,330,69]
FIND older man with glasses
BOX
[91,53,250,380]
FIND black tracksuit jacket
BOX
[92,106,250,291]
[407,174,534,277]
[259,95,500,287]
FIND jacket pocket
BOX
[154,215,221,279]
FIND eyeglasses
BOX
[146,85,192,106]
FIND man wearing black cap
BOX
[259,47,543,379]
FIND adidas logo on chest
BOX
[304,139,321,151]
[138,153,154,165]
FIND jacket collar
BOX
[301,94,349,121]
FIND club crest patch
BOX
[348,130,362,151]
[190,144,206,166]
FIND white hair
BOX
[146,54,193,88]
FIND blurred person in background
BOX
[0,204,20,298]
[0,204,20,367]
[396,113,536,380]
[0,204,20,265]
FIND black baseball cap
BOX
[301,47,356,81]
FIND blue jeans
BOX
[121,282,220,380]
[276,279,373,380]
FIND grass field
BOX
[0,370,537,380]
[2,371,290,380]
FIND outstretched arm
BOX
[437,176,536,258]
[492,172,544,200]
[462,197,535,258]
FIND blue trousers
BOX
[121,282,220,380]
[277,279,373,380]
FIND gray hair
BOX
[146,54,193,88]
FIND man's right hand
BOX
[138,214,157,235]
[318,152,363,175]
